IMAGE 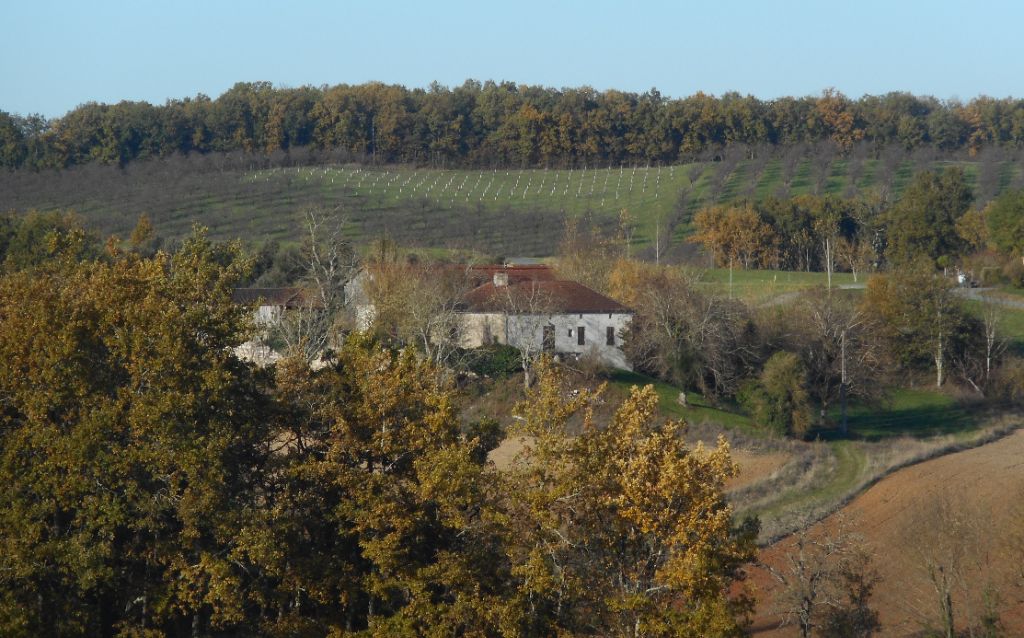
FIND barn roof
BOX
[462,280,631,314]
[464,264,556,287]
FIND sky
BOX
[2,0,1022,118]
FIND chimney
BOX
[493,271,509,287]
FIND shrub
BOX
[464,344,522,378]
[990,355,1024,404]
[1001,255,1024,288]
[739,351,813,437]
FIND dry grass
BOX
[734,415,1022,543]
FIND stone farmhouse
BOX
[234,264,634,370]
[455,267,633,370]
[231,287,318,325]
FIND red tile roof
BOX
[448,264,557,287]
[462,280,631,314]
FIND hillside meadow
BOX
[3,146,1024,256]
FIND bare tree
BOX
[777,143,807,198]
[811,142,837,196]
[615,265,758,401]
[394,264,472,372]
[980,303,1006,385]
[556,214,619,293]
[843,142,869,199]
[792,294,883,434]
[272,209,358,362]
[742,144,772,198]
[362,251,475,373]
[833,236,874,283]
[767,515,881,638]
[499,280,557,389]
[905,497,975,638]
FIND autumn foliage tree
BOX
[691,203,781,269]
[0,229,269,636]
[243,337,506,635]
[502,359,756,636]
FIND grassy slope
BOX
[2,153,1021,255]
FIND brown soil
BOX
[751,428,1024,637]
[487,436,534,470]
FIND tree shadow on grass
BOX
[812,394,978,442]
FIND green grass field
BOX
[3,152,1021,256]
[688,267,866,303]
[608,369,755,432]
[821,389,977,441]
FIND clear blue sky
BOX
[3,0,1021,118]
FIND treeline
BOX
[689,167,1024,286]
[0,227,760,637]
[6,81,1024,170]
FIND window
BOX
[606,326,615,346]
[543,325,555,352]
[577,326,585,346]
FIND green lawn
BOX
[816,388,977,441]
[686,267,867,304]
[745,440,867,523]
[997,286,1024,297]
[607,370,754,432]
[609,368,981,443]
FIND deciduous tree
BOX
[885,168,973,266]
[0,229,269,636]
[739,351,813,438]
[503,360,756,636]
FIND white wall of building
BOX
[461,311,632,370]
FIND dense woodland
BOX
[7,81,1024,170]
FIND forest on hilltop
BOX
[4,81,1024,170]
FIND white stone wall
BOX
[254,304,284,326]
[465,312,632,370]
[459,313,506,348]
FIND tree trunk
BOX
[840,328,849,436]
[941,588,955,638]
[825,236,832,293]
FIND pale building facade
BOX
[459,276,633,370]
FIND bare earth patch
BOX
[750,428,1024,637]
[487,436,534,471]
[727,450,793,492]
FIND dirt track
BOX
[752,428,1024,637]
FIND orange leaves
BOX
[504,364,753,635]
[692,203,781,269]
